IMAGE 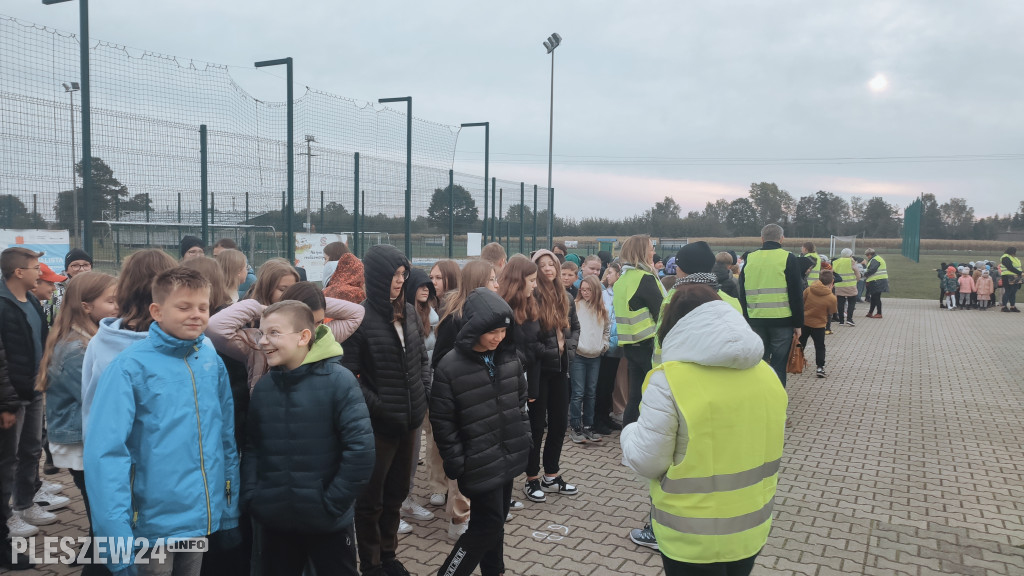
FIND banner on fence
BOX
[467,233,482,257]
[0,229,70,274]
[295,233,347,282]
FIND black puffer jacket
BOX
[430,289,530,494]
[342,245,429,435]
[432,313,461,370]
[242,326,375,534]
[0,282,48,401]
[0,336,21,414]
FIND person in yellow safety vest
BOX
[1000,246,1022,312]
[800,241,821,288]
[621,284,787,575]
[862,248,889,318]
[737,224,804,388]
[831,248,862,325]
[613,235,666,429]
[651,242,741,366]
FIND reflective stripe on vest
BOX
[613,268,663,345]
[805,253,821,283]
[1001,254,1021,276]
[742,249,792,319]
[832,257,856,288]
[648,362,788,563]
[867,256,887,282]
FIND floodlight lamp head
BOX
[551,33,562,45]
[305,135,316,142]
[63,82,80,92]
[543,40,553,53]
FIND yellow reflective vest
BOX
[742,249,792,319]
[805,252,821,283]
[1001,253,1021,277]
[866,255,887,282]
[832,257,856,289]
[648,361,788,563]
[614,268,665,345]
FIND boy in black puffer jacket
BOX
[242,300,375,576]
[431,288,531,576]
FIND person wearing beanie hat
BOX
[180,235,206,260]
[674,242,716,276]
[48,248,94,328]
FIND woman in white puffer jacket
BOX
[621,284,788,575]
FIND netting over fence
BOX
[0,14,550,262]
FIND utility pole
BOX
[300,135,317,232]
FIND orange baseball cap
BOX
[39,263,67,283]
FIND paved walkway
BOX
[27,298,1024,575]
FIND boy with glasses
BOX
[48,248,93,328]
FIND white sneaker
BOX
[397,519,413,534]
[509,498,524,510]
[40,480,64,495]
[34,490,71,511]
[447,520,468,540]
[428,493,446,507]
[16,504,58,526]
[506,512,513,522]
[400,497,434,521]
[6,514,39,537]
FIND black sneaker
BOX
[816,367,827,378]
[524,479,546,502]
[629,523,659,550]
[541,475,578,495]
[592,422,613,435]
[382,558,411,576]
[582,426,602,442]
[846,319,855,327]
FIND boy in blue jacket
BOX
[242,300,374,576]
[85,267,239,575]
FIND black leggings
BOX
[661,551,759,576]
[594,355,619,426]
[836,296,856,322]
[526,371,569,478]
[1003,282,1020,307]
[868,292,883,316]
[799,327,826,368]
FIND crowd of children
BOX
[937,260,1006,311]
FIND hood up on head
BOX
[405,268,436,307]
[660,300,764,370]
[455,288,513,353]
[362,244,410,321]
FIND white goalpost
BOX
[829,235,857,258]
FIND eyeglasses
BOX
[68,263,92,271]
[254,330,303,343]
[18,266,41,272]
[393,269,410,280]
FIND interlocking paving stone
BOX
[25,298,1024,574]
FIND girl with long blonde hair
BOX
[569,274,610,443]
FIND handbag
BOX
[786,334,806,374]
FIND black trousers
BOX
[868,292,883,315]
[836,296,856,322]
[623,340,654,426]
[526,371,569,478]
[262,524,358,576]
[661,551,759,576]
[435,481,513,576]
[71,470,111,576]
[799,326,826,368]
[1003,282,1020,307]
[594,355,619,426]
[355,429,417,570]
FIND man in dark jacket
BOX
[0,247,53,536]
[342,244,429,576]
[431,288,530,576]
[243,300,374,576]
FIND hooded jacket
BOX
[84,323,239,573]
[341,245,429,434]
[621,300,772,480]
[242,325,375,534]
[430,289,531,493]
[324,253,366,304]
[81,317,150,436]
[405,268,438,358]
[802,281,838,329]
[0,279,47,401]
[976,274,994,298]
[0,336,21,414]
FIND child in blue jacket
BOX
[85,267,239,575]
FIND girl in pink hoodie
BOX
[958,270,976,309]
[976,270,995,309]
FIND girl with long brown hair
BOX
[568,274,610,444]
[37,272,117,559]
[245,258,300,305]
[430,259,461,316]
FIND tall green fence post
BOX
[200,124,208,247]
[519,182,525,255]
[533,185,538,252]
[353,153,360,256]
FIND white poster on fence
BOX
[295,233,347,282]
[0,229,70,274]
[466,233,482,256]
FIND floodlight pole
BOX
[380,97,413,256]
[63,83,80,244]
[300,135,317,233]
[44,0,92,253]
[543,33,562,247]
[460,122,489,244]
[254,57,294,263]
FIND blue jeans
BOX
[751,325,793,388]
[569,355,601,428]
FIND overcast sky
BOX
[9,0,1024,221]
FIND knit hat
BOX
[840,248,853,258]
[38,263,67,283]
[982,270,990,276]
[64,248,92,272]
[179,235,205,258]
[727,250,738,265]
[531,249,558,265]
[565,253,582,267]
[675,241,716,275]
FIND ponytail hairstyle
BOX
[498,255,538,325]
[531,252,569,333]
[36,272,117,391]
[117,249,178,332]
[441,260,496,323]
[575,275,608,324]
